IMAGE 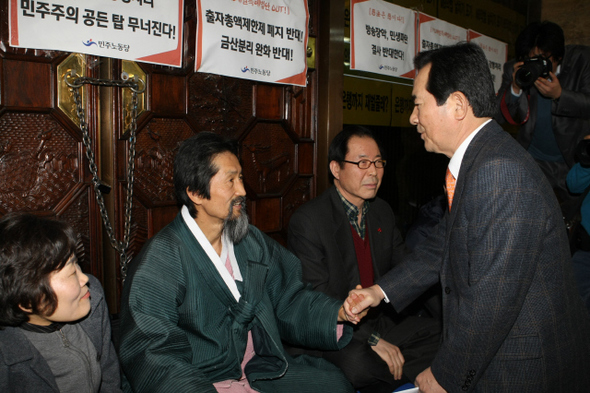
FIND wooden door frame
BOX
[317,0,344,194]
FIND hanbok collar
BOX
[181,206,242,301]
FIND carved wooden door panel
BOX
[0,2,104,283]
[120,0,320,268]
[0,0,320,310]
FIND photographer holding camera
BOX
[496,21,590,217]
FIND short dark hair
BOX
[0,213,77,327]
[174,132,240,218]
[515,21,564,62]
[414,42,496,118]
[327,126,384,183]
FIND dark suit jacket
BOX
[496,45,590,166]
[288,186,405,299]
[378,121,590,392]
[288,186,407,342]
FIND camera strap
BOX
[500,89,530,125]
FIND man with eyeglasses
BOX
[287,126,441,393]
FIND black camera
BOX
[514,55,553,89]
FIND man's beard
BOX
[223,196,249,244]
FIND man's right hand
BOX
[344,284,385,322]
[371,338,405,380]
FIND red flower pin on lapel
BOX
[378,228,382,232]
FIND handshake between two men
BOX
[343,284,381,324]
[342,285,446,393]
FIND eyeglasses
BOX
[342,159,387,169]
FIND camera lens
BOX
[514,56,552,89]
[515,67,538,89]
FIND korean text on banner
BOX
[350,0,415,79]
[468,31,508,94]
[9,0,184,67]
[418,13,467,53]
[196,0,309,87]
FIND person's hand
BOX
[344,284,385,323]
[371,338,405,380]
[534,71,562,99]
[338,299,367,324]
[338,287,369,324]
[415,367,447,393]
[511,60,525,95]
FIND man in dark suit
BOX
[496,21,590,215]
[288,126,440,393]
[345,42,590,392]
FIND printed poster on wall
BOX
[196,0,309,87]
[417,13,467,53]
[343,76,414,127]
[350,0,415,79]
[9,0,184,67]
[343,76,392,126]
[468,30,508,93]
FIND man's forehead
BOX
[346,136,381,157]
[411,87,424,101]
[412,66,430,95]
[222,163,242,174]
[212,152,242,173]
[222,167,241,175]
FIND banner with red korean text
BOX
[468,30,508,93]
[350,0,415,79]
[417,13,467,53]
[196,0,308,87]
[9,0,184,67]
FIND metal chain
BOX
[65,70,145,282]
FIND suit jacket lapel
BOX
[328,187,362,287]
[449,123,494,217]
[444,122,496,251]
[366,205,385,280]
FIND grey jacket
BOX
[0,275,121,392]
[378,121,590,392]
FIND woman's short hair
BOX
[0,213,77,327]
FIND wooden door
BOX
[0,0,103,279]
[0,0,321,311]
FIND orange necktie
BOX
[445,167,456,211]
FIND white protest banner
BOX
[417,13,467,53]
[468,30,508,94]
[196,0,308,87]
[9,0,184,67]
[350,0,415,79]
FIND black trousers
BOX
[286,314,441,392]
